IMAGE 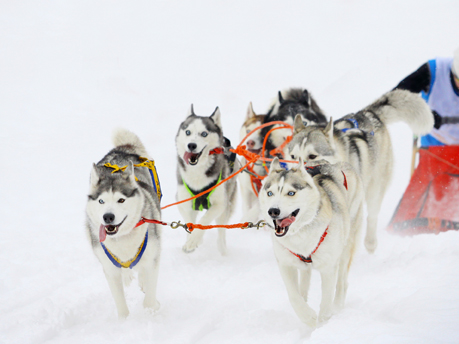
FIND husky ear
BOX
[294,114,306,134]
[123,161,136,184]
[269,157,283,173]
[324,117,334,143]
[90,163,101,188]
[302,90,311,107]
[187,104,195,117]
[246,102,256,120]
[278,91,284,104]
[210,106,222,128]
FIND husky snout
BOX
[103,213,115,224]
[187,142,197,151]
[268,207,280,218]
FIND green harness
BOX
[182,171,222,211]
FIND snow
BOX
[1,1,459,343]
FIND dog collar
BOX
[283,226,328,264]
[100,230,148,269]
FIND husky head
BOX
[259,158,321,237]
[86,162,144,242]
[284,115,339,168]
[239,102,265,155]
[261,89,326,156]
[176,105,223,166]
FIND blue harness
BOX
[101,230,148,269]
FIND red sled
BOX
[387,145,459,235]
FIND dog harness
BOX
[284,226,329,263]
[103,157,162,201]
[101,230,148,269]
[285,168,348,263]
[183,171,222,211]
[340,118,374,136]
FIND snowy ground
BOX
[1,1,459,343]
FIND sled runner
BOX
[387,145,459,235]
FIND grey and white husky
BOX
[86,128,161,318]
[261,88,328,155]
[285,89,434,253]
[176,105,237,254]
[259,158,364,327]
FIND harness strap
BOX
[342,171,348,190]
[285,226,329,264]
[183,171,222,211]
[101,230,148,269]
[209,147,224,155]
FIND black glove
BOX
[432,110,442,129]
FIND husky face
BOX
[176,105,222,166]
[86,163,143,242]
[285,115,338,167]
[259,158,320,237]
[239,102,265,155]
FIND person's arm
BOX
[394,62,431,94]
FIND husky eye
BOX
[201,131,208,137]
[287,191,295,196]
[118,198,125,203]
[99,199,104,204]
[291,155,296,159]
[185,130,191,136]
[267,191,273,197]
[308,154,317,160]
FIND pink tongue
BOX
[99,224,107,242]
[278,216,295,228]
[183,152,193,165]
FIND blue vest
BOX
[422,58,459,145]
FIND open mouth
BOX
[247,148,262,155]
[273,209,299,237]
[183,150,203,165]
[99,216,127,242]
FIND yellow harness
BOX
[104,157,162,201]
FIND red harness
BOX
[209,147,224,155]
[285,171,348,263]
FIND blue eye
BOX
[288,191,295,196]
[201,131,208,137]
[99,199,104,204]
[185,130,191,136]
[267,191,273,197]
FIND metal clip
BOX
[170,221,191,233]
[243,220,266,230]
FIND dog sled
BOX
[387,144,459,235]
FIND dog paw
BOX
[364,235,377,254]
[144,299,160,312]
[182,242,198,253]
[318,310,332,324]
[297,305,317,328]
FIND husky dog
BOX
[176,105,237,254]
[259,158,364,327]
[86,129,161,318]
[261,88,328,155]
[238,102,267,221]
[284,89,434,253]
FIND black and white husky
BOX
[86,129,161,318]
[261,88,328,155]
[285,89,434,253]
[176,105,237,254]
[259,158,364,327]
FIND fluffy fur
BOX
[259,158,364,327]
[86,128,161,318]
[261,88,328,154]
[284,89,434,253]
[176,105,237,254]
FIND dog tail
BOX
[112,128,149,157]
[364,89,434,135]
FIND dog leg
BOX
[364,192,382,254]
[299,267,312,302]
[334,251,349,310]
[318,265,338,323]
[103,267,129,319]
[139,260,161,312]
[278,264,317,327]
